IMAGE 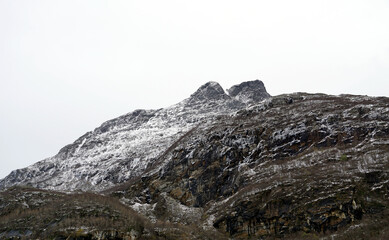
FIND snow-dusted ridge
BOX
[0,80,271,192]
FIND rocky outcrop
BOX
[188,81,229,102]
[227,79,270,104]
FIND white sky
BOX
[1,0,389,179]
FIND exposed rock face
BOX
[227,79,271,104]
[0,80,270,192]
[113,93,389,239]
[189,81,229,102]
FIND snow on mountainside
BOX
[0,80,270,191]
[1,88,389,239]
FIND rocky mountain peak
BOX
[227,79,271,104]
[188,81,228,102]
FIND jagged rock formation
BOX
[1,81,389,239]
[0,80,270,192]
[227,79,271,104]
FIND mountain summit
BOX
[228,79,271,104]
[0,80,271,191]
[189,81,228,101]
[1,83,389,239]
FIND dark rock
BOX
[188,81,230,102]
[227,80,271,104]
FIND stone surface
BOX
[227,79,271,104]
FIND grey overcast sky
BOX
[1,0,389,179]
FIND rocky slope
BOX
[0,81,388,239]
[111,92,389,239]
[0,186,226,239]
[0,80,270,192]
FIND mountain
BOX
[0,80,270,192]
[109,92,389,239]
[1,81,389,239]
